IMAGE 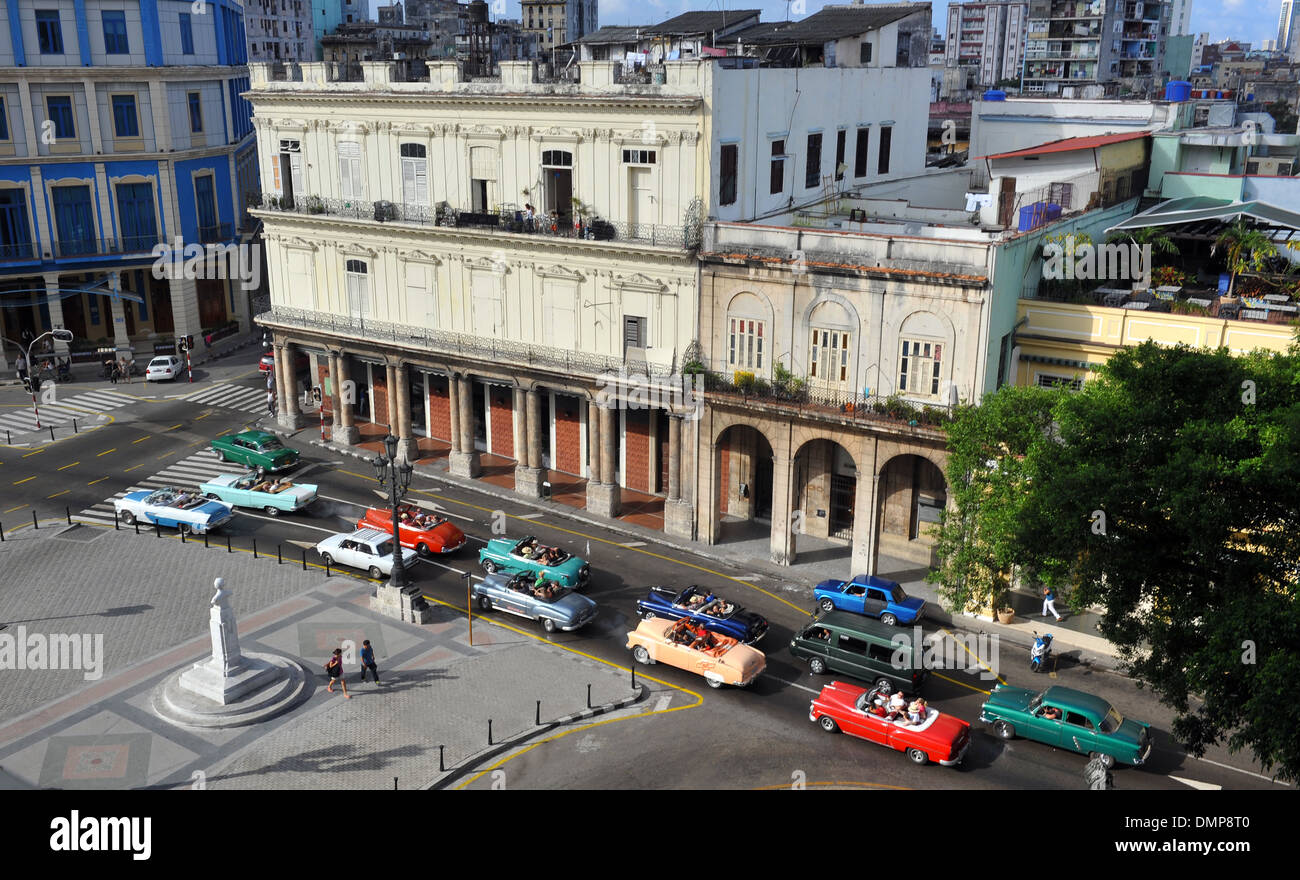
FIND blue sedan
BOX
[813,575,925,626]
[635,586,769,644]
[472,572,598,634]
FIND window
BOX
[1064,712,1094,730]
[194,174,218,237]
[399,143,427,206]
[47,96,75,139]
[338,141,362,199]
[835,130,846,181]
[899,340,942,396]
[1035,373,1082,391]
[541,150,572,166]
[346,259,370,319]
[837,634,867,655]
[896,32,911,66]
[805,132,822,188]
[728,318,764,370]
[624,315,647,350]
[179,12,195,54]
[116,182,156,250]
[0,189,32,258]
[187,92,203,133]
[0,97,8,141]
[878,126,892,175]
[719,143,737,206]
[102,10,129,54]
[854,127,869,178]
[622,149,656,164]
[769,140,785,195]
[52,185,96,255]
[36,10,63,54]
[810,329,850,384]
[860,41,872,64]
[111,95,139,138]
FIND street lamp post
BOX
[371,433,414,591]
[4,329,73,430]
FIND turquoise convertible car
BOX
[199,472,318,515]
[479,536,591,588]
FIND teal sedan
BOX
[211,430,300,472]
[199,472,317,515]
[980,684,1152,768]
[478,536,591,588]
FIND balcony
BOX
[701,367,954,428]
[198,223,234,244]
[51,235,163,260]
[259,305,681,380]
[0,241,39,264]
[257,194,702,250]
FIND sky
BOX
[371,0,1280,46]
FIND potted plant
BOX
[995,590,1016,624]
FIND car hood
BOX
[1114,717,1149,745]
[813,578,847,593]
[982,685,1036,714]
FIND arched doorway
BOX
[713,424,774,544]
[875,454,947,571]
[789,438,856,570]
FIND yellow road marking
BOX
[936,626,1005,690]
[97,448,116,457]
[13,476,36,484]
[22,448,45,457]
[47,490,69,499]
[4,504,26,513]
[87,477,109,485]
[133,436,150,444]
[158,450,174,459]
[195,412,211,420]
[57,461,80,471]
[168,424,182,430]
[124,464,144,472]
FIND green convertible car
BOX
[980,684,1152,768]
[210,430,300,472]
[478,536,590,588]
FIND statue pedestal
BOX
[178,655,281,706]
[370,583,436,624]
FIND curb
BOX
[425,683,648,790]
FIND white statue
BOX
[208,577,242,676]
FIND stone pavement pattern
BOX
[0,525,652,790]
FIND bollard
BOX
[326,560,330,577]
[587,683,592,709]
[181,528,186,543]
[5,430,9,444]
[113,510,119,531]
[632,666,636,690]
[65,506,70,526]
[226,534,231,553]
[204,531,209,548]
[155,520,161,538]
[301,549,306,571]
[253,538,258,559]
[536,699,541,725]
[439,745,445,772]
[277,544,282,565]
[393,777,398,791]
[488,719,493,746]
[33,511,38,530]
[134,520,139,535]
[0,522,4,542]
[73,419,78,434]
[49,426,54,442]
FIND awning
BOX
[1105,197,1300,236]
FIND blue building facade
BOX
[0,0,260,365]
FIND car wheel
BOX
[367,566,383,579]
[641,610,657,621]
[874,678,894,692]
[819,715,838,733]
[993,720,1015,740]
[881,613,898,627]
[632,645,651,665]
[219,451,230,462]
[177,523,191,535]
[482,560,498,573]
[264,506,279,516]
[321,553,334,566]
[705,677,724,689]
[809,657,827,675]
[906,748,928,766]
[540,617,557,634]
[120,510,136,525]
[819,598,835,613]
[417,543,431,558]
[478,595,492,612]
[1089,751,1116,769]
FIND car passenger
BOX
[887,691,908,721]
[1042,706,1062,721]
[907,698,928,725]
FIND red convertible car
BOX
[357,504,466,557]
[809,681,971,766]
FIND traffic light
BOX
[312,386,323,404]
[177,335,194,353]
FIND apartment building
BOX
[944,1,1029,87]
[1022,0,1171,94]
[0,0,259,369]
[245,0,313,62]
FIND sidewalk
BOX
[0,522,654,790]
[0,330,263,388]
[303,431,1123,665]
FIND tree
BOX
[1212,220,1279,296]
[1265,99,1298,135]
[1109,224,1179,258]
[1004,340,1300,781]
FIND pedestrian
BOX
[358,639,380,685]
[267,388,276,416]
[324,648,350,698]
[109,359,120,384]
[15,353,27,381]
[123,355,134,384]
[117,357,129,385]
[1042,587,1062,622]
[266,371,275,392]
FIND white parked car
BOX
[145,355,183,382]
[315,528,419,579]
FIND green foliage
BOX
[1108,225,1179,257]
[933,341,1300,779]
[1213,220,1280,296]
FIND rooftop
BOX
[980,131,1150,160]
[641,10,762,36]
[736,4,925,46]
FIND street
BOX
[0,350,1287,791]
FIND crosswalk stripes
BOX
[183,383,268,413]
[0,389,138,434]
[73,448,244,527]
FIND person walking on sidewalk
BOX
[267,388,276,417]
[15,353,27,382]
[1042,587,1063,622]
[325,648,350,698]
[358,639,380,685]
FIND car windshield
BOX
[1100,706,1124,733]
[1028,693,1044,713]
[149,358,170,367]
[376,540,394,556]
[148,490,175,504]
[256,438,283,450]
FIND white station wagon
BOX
[315,528,419,579]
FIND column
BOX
[168,276,206,360]
[335,354,359,444]
[511,388,526,465]
[448,374,480,477]
[277,342,304,429]
[108,276,132,353]
[769,454,796,565]
[587,399,601,484]
[514,387,545,497]
[851,473,883,577]
[395,363,418,462]
[448,372,462,454]
[664,413,696,540]
[385,363,399,432]
[586,403,621,518]
[42,274,69,357]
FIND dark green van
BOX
[789,610,928,692]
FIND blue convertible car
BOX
[112,487,234,534]
[472,572,598,634]
[635,586,769,644]
[813,574,925,626]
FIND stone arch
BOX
[789,435,860,570]
[873,450,950,569]
[709,421,777,546]
[722,290,775,376]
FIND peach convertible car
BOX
[626,617,766,689]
